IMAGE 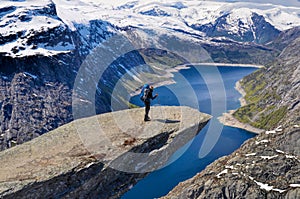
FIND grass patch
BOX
[234,105,287,130]
[253,106,288,129]
[128,102,140,109]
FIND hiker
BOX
[140,84,158,121]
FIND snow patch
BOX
[255,139,269,145]
[24,72,38,79]
[260,155,278,160]
[85,162,96,168]
[275,149,285,154]
[266,130,276,134]
[275,125,283,132]
[245,153,256,157]
[216,169,228,178]
[285,155,297,159]
[254,180,286,193]
[225,165,235,169]
[254,180,273,191]
[290,184,300,188]
[272,188,286,193]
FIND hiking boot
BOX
[144,116,151,121]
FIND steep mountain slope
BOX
[163,127,300,199]
[233,27,300,130]
[163,27,300,199]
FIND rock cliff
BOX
[0,106,211,199]
[162,126,300,199]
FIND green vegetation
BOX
[233,104,287,130]
[128,102,140,109]
[233,65,288,130]
[233,103,262,124]
[241,70,266,103]
[253,106,288,129]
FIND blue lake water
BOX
[122,66,258,199]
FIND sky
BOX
[216,0,300,7]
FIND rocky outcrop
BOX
[0,106,211,198]
[162,126,300,199]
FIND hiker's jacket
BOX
[144,88,157,103]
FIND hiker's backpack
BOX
[140,84,149,102]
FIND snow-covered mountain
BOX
[0,0,116,58]
[1,0,299,58]
[52,0,300,43]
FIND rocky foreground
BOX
[0,106,211,199]
[162,126,300,199]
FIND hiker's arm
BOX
[152,93,158,100]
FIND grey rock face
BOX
[162,126,300,199]
[0,106,211,199]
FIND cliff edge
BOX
[0,106,211,199]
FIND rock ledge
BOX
[0,106,211,199]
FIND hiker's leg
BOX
[145,101,150,119]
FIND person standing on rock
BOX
[140,84,158,121]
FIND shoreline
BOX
[218,111,264,134]
[179,62,265,69]
[235,80,247,106]
[218,81,265,134]
[130,65,190,96]
[130,63,263,96]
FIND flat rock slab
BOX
[0,106,211,198]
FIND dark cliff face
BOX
[0,1,147,150]
[163,27,300,199]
